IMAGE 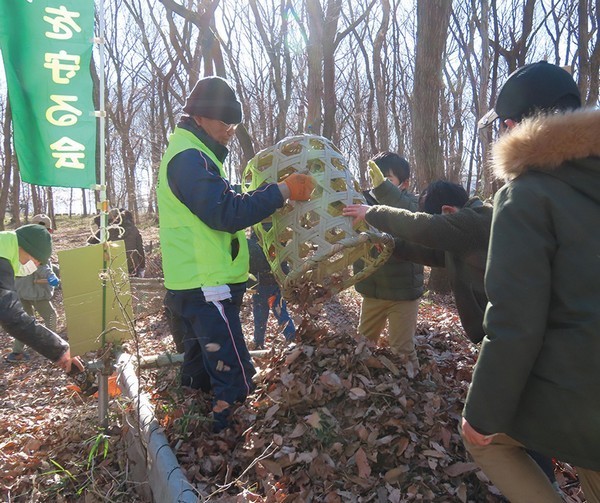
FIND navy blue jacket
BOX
[166,117,284,234]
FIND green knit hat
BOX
[16,224,52,263]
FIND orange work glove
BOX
[283,173,315,201]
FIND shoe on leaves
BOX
[4,352,30,364]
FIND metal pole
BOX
[96,0,109,428]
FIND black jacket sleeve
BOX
[0,258,68,362]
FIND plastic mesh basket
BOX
[243,134,393,307]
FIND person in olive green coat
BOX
[461,62,600,502]
[345,181,491,344]
[354,152,423,367]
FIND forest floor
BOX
[0,215,588,502]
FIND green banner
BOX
[0,0,96,188]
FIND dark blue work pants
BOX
[164,286,256,409]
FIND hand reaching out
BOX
[342,204,370,226]
[55,350,84,373]
[461,417,495,446]
[368,160,385,188]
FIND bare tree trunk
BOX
[11,163,21,226]
[248,0,292,142]
[235,125,255,177]
[373,0,390,152]
[0,99,13,230]
[81,188,88,216]
[306,0,375,139]
[348,60,368,187]
[321,0,343,142]
[578,0,600,105]
[21,184,30,223]
[31,185,42,215]
[492,0,535,72]
[47,187,55,228]
[475,0,492,196]
[412,0,451,293]
[148,85,160,215]
[105,119,113,206]
[480,0,503,196]
[120,136,138,215]
[588,0,600,105]
[412,0,451,190]
[159,0,223,80]
[577,0,591,99]
[306,0,324,135]
[389,6,411,159]
[351,26,376,153]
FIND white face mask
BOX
[17,260,38,277]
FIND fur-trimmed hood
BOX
[492,108,600,181]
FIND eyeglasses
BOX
[218,120,239,132]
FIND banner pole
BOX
[98,0,107,245]
[96,0,110,429]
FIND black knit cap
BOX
[478,61,581,129]
[183,76,242,124]
[16,224,52,263]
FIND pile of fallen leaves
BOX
[0,217,587,502]
[148,291,586,502]
[146,291,492,502]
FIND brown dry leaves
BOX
[0,219,588,502]
[146,291,489,501]
[232,306,489,502]
[0,346,134,502]
[151,290,586,502]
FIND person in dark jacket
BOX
[0,224,81,373]
[117,209,146,277]
[461,62,600,501]
[354,153,424,368]
[86,211,121,245]
[247,231,295,349]
[158,76,314,432]
[345,181,490,344]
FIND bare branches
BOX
[3,0,600,219]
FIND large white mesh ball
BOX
[243,134,393,308]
